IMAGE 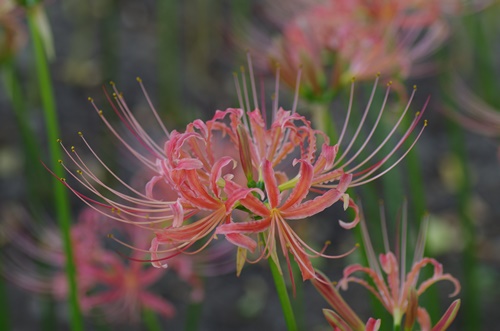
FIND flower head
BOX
[55,58,427,283]
[337,202,461,331]
[250,0,476,99]
[0,205,227,323]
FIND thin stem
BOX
[2,59,46,218]
[27,5,84,331]
[445,120,480,331]
[268,257,298,331]
[184,301,203,331]
[143,309,162,331]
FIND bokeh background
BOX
[1,1,500,330]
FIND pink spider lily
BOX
[250,0,479,99]
[0,206,226,323]
[337,203,461,331]
[54,57,427,282]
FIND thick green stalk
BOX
[26,5,84,331]
[268,258,298,331]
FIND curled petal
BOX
[149,238,168,269]
[145,175,163,198]
[172,199,184,228]
[338,196,360,229]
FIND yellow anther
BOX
[57,159,63,164]
[351,76,356,82]
[424,119,428,126]
[88,97,93,102]
[61,178,66,182]
[98,110,103,116]
[413,85,417,90]
[110,81,115,86]
[76,170,82,175]
[71,146,75,152]
[107,233,114,239]
[325,240,331,246]
[376,72,381,77]
[136,77,142,83]
[415,111,420,117]
[56,139,61,143]
[78,131,83,136]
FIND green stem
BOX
[0,266,9,330]
[2,59,46,218]
[445,120,480,331]
[268,258,297,331]
[26,5,84,331]
[143,309,162,331]
[184,301,203,331]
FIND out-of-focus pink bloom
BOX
[1,206,229,323]
[0,0,27,61]
[447,78,500,137]
[251,0,479,100]
[337,204,461,331]
[55,61,427,282]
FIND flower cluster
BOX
[0,206,228,322]
[252,0,475,100]
[56,64,427,284]
[312,203,461,331]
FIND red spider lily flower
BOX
[249,0,484,99]
[0,206,229,323]
[312,271,381,331]
[337,203,461,331]
[54,57,426,282]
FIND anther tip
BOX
[87,97,93,102]
[424,119,428,126]
[136,76,142,83]
[107,234,114,239]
